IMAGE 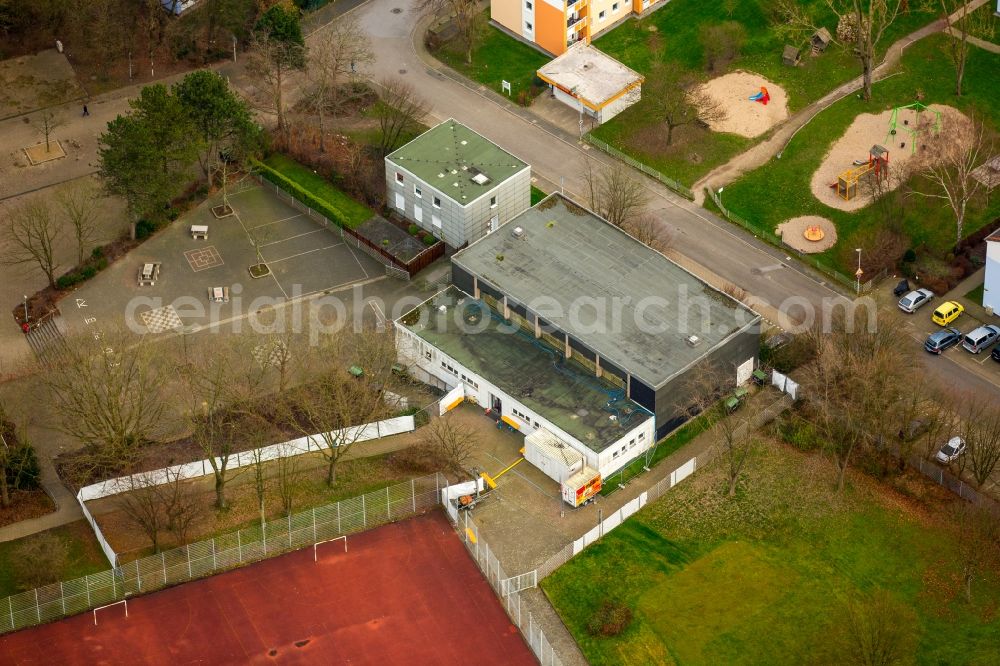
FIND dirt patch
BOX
[0,489,56,528]
[775,216,838,253]
[23,141,66,165]
[695,71,789,139]
[810,104,970,212]
[0,50,84,118]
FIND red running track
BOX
[0,512,535,665]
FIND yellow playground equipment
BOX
[834,144,889,201]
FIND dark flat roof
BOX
[399,287,651,452]
[451,194,760,388]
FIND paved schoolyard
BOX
[59,183,382,340]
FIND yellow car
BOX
[931,301,964,326]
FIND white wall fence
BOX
[78,416,415,502]
[771,370,800,401]
[537,453,706,581]
[0,473,444,636]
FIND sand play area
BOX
[776,216,837,253]
[810,104,970,212]
[696,71,789,138]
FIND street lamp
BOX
[855,248,863,295]
[23,295,28,324]
[717,187,725,214]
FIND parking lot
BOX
[59,184,384,339]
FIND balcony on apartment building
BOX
[567,12,586,27]
[566,0,587,8]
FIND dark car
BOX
[992,346,1000,363]
[925,327,962,354]
[893,279,910,297]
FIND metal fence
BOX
[0,474,444,636]
[537,452,709,581]
[454,511,563,666]
[702,187,875,294]
[911,457,1000,517]
[584,135,695,200]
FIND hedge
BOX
[252,158,355,231]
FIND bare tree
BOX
[116,472,168,553]
[699,21,747,72]
[420,415,475,475]
[246,18,307,142]
[771,0,904,101]
[31,110,63,153]
[279,330,395,487]
[276,443,302,516]
[12,533,69,590]
[800,309,914,492]
[957,396,1000,489]
[374,78,429,156]
[160,467,203,546]
[684,364,761,496]
[834,589,916,666]
[2,200,63,289]
[644,63,725,146]
[419,0,480,64]
[916,118,991,247]
[953,502,1000,603]
[306,18,373,153]
[937,0,992,96]
[44,328,164,473]
[620,213,673,254]
[583,159,649,229]
[55,179,101,266]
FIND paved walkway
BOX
[692,0,992,202]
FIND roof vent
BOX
[686,335,701,347]
[471,172,491,186]
[438,305,447,313]
[511,226,525,239]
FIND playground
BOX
[0,512,534,665]
[810,103,969,212]
[696,71,789,139]
[775,216,837,254]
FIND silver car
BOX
[962,325,1000,354]
[936,437,966,464]
[897,288,934,313]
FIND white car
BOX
[897,288,934,313]
[935,436,966,464]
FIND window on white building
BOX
[526,0,532,7]
[490,195,497,208]
[525,21,532,30]
[433,195,442,208]
[414,185,422,198]
[432,214,442,230]
[612,2,619,10]
[395,172,404,183]
[598,9,605,19]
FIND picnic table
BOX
[190,225,209,240]
[208,286,229,303]
[138,262,160,286]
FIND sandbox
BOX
[695,71,789,139]
[775,216,837,253]
[809,104,969,212]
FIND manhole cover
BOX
[398,68,407,74]
[391,7,402,12]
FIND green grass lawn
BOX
[589,0,937,187]
[434,10,549,101]
[531,185,547,205]
[966,282,985,303]
[261,153,374,229]
[0,522,109,598]
[542,442,1000,665]
[720,35,1000,277]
